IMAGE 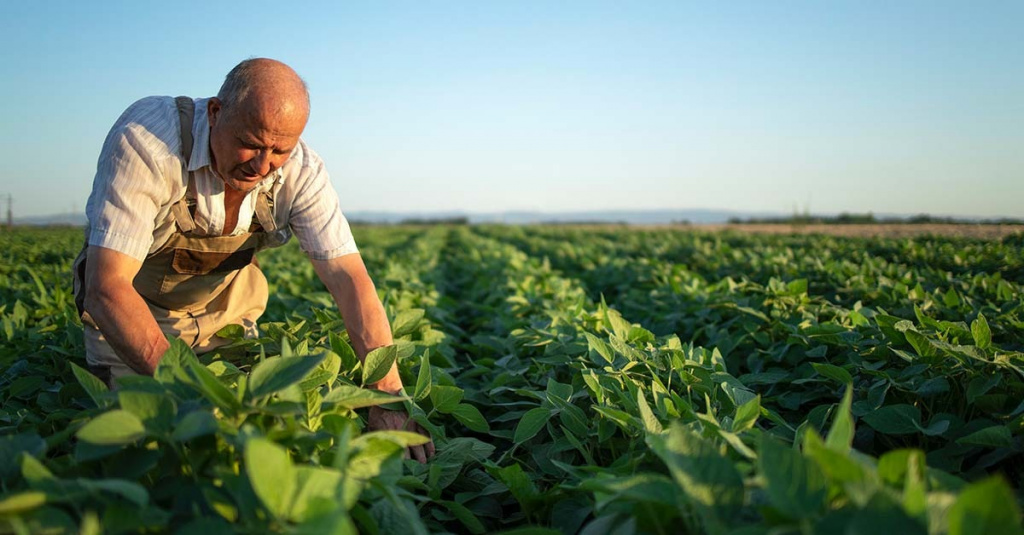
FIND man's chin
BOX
[224,175,263,192]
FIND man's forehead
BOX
[234,112,304,147]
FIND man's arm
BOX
[310,253,402,392]
[310,253,435,462]
[83,245,169,375]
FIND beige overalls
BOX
[73,97,276,388]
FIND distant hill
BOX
[15,209,777,227]
[14,209,1018,227]
[347,209,781,225]
[13,213,89,226]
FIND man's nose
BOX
[253,151,272,176]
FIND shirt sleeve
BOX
[85,97,180,261]
[287,143,359,260]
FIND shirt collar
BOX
[189,98,212,172]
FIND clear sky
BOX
[2,1,1022,219]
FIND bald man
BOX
[73,58,434,461]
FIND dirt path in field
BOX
[692,223,1024,239]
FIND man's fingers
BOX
[411,422,436,459]
[411,445,427,464]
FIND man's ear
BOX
[207,98,222,127]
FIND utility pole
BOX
[1,194,11,230]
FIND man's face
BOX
[207,97,307,193]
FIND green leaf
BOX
[347,437,404,480]
[245,438,296,519]
[80,479,149,506]
[826,386,855,453]
[732,395,760,433]
[971,313,992,350]
[19,453,53,483]
[487,524,561,528]
[861,404,921,435]
[811,362,853,385]
[514,408,553,443]
[216,323,245,340]
[636,391,663,434]
[440,500,485,534]
[391,309,425,338]
[290,466,344,522]
[966,375,1001,405]
[549,396,590,438]
[877,449,925,487]
[0,433,46,481]
[545,378,573,402]
[429,385,464,414]
[944,287,961,308]
[956,426,1013,448]
[493,463,538,511]
[0,491,46,515]
[414,350,432,402]
[353,430,432,448]
[647,424,744,527]
[77,410,146,445]
[845,499,928,535]
[904,330,939,358]
[248,354,326,399]
[154,336,198,385]
[948,477,1024,535]
[584,332,614,366]
[577,473,680,509]
[331,332,359,372]
[188,359,242,414]
[298,351,341,392]
[362,345,398,387]
[759,435,827,519]
[450,403,489,433]
[70,362,110,408]
[118,391,175,434]
[803,431,872,497]
[171,411,219,442]
[322,385,407,409]
[787,278,809,294]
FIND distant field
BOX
[701,223,1024,239]
[1,225,1022,533]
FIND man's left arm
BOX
[310,253,435,462]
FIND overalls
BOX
[73,97,275,388]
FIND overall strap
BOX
[253,190,278,232]
[171,96,197,233]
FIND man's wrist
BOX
[372,381,404,396]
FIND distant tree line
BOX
[727,212,1024,225]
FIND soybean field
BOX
[1,225,1023,534]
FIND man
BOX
[73,58,434,462]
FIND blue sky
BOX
[2,1,1022,218]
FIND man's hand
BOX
[367,405,436,463]
[311,254,436,462]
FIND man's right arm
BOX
[83,245,169,374]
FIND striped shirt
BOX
[85,96,358,261]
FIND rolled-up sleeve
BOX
[85,97,179,261]
[287,144,359,260]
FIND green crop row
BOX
[0,226,1022,534]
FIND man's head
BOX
[207,58,310,193]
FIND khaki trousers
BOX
[83,264,268,389]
